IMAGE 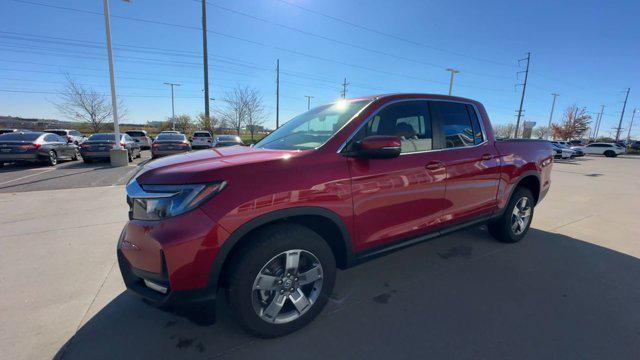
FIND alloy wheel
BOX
[251,249,323,324]
[511,197,532,235]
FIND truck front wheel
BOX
[488,187,534,243]
[225,223,336,338]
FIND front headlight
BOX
[128,181,226,220]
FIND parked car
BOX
[551,142,574,159]
[44,129,87,145]
[125,130,152,150]
[213,135,244,147]
[151,133,191,159]
[191,131,213,149]
[0,131,79,166]
[79,133,141,163]
[0,128,31,135]
[118,94,553,337]
[631,141,640,151]
[577,142,625,157]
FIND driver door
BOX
[345,100,447,252]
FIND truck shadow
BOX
[54,228,640,359]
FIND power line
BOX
[273,0,514,67]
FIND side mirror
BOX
[349,135,401,159]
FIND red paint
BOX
[119,94,553,298]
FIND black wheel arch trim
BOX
[206,206,355,292]
[494,170,542,218]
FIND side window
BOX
[124,135,132,141]
[359,101,432,154]
[44,134,58,142]
[430,101,476,148]
[71,130,81,136]
[466,104,484,144]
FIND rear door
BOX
[430,101,501,224]
[346,100,447,251]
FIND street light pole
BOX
[102,0,128,166]
[546,93,559,139]
[446,68,459,96]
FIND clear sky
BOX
[1,0,639,138]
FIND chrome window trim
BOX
[336,98,488,155]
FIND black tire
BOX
[136,150,142,158]
[127,150,133,162]
[71,148,80,161]
[488,187,534,243]
[604,150,616,158]
[225,223,336,338]
[46,151,57,166]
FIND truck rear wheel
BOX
[225,223,336,338]
[488,187,534,243]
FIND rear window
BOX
[193,132,211,138]
[126,131,146,137]
[0,132,42,141]
[88,134,116,141]
[156,134,186,141]
[217,135,241,142]
[45,130,67,136]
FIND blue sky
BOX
[1,0,639,138]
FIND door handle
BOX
[481,153,493,161]
[425,161,444,171]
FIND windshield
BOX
[255,99,371,150]
[193,132,211,138]
[126,131,146,137]
[45,130,67,136]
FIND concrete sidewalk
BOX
[1,156,639,360]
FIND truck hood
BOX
[135,146,300,185]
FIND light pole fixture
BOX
[446,68,460,96]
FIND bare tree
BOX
[244,89,266,141]
[173,114,193,134]
[197,113,220,134]
[533,126,549,139]
[493,123,516,139]
[551,105,591,140]
[54,74,125,133]
[219,86,250,135]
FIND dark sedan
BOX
[80,133,141,163]
[151,133,191,159]
[213,135,244,147]
[0,131,80,167]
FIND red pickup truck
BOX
[119,94,553,337]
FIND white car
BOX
[125,130,152,150]
[577,143,625,157]
[191,131,213,149]
[551,143,574,159]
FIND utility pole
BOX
[304,95,314,110]
[164,82,180,130]
[594,105,605,140]
[546,93,559,139]
[446,68,460,96]
[627,108,637,142]
[515,52,531,138]
[341,77,350,99]
[615,88,630,141]
[201,0,210,120]
[276,59,280,128]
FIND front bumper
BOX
[117,208,230,306]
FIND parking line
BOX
[0,168,56,187]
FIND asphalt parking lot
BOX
[0,151,151,193]
[1,155,639,360]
